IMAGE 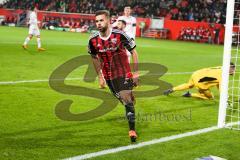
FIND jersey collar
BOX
[99,28,112,41]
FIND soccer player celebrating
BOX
[22,6,45,51]
[118,6,136,62]
[88,10,139,142]
[164,63,236,100]
[97,20,131,89]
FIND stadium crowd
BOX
[1,0,227,24]
[1,0,52,11]
[0,16,17,25]
[41,16,95,32]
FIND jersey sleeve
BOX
[120,32,136,52]
[88,39,97,57]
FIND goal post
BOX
[218,0,240,129]
[218,0,235,128]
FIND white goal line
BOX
[0,72,193,85]
[64,121,240,160]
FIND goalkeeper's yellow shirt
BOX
[190,66,222,90]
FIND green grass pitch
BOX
[0,26,239,160]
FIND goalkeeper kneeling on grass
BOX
[164,63,236,100]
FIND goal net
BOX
[218,0,240,130]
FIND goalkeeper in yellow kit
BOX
[164,63,236,100]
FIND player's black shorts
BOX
[106,77,134,95]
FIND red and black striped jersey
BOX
[88,28,136,80]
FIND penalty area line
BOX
[63,121,240,160]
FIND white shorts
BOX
[29,25,40,36]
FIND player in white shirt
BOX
[118,6,136,40]
[22,7,45,51]
[117,6,136,62]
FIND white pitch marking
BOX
[63,121,240,160]
[0,72,193,85]
[0,77,82,85]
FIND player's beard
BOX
[98,24,108,33]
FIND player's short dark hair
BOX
[95,10,110,19]
[118,20,126,26]
[230,62,235,68]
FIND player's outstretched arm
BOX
[91,55,105,82]
[131,49,139,86]
[38,21,41,29]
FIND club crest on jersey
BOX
[111,38,117,44]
